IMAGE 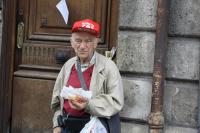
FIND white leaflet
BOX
[60,86,92,100]
[56,0,69,25]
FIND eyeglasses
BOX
[71,39,95,45]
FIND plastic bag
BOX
[80,117,108,133]
[60,86,92,100]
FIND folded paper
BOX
[60,86,92,100]
[56,0,69,25]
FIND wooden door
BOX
[1,0,119,132]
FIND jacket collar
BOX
[73,51,105,73]
[63,51,105,81]
[93,51,105,73]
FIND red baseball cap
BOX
[72,19,100,37]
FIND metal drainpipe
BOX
[198,46,200,133]
[148,0,169,133]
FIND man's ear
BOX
[96,38,100,43]
[70,37,74,47]
[94,38,100,45]
[93,40,98,49]
[94,38,99,48]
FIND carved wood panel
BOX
[28,0,108,43]
[11,77,55,133]
[19,42,106,69]
[16,0,113,70]
[21,43,72,66]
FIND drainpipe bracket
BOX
[148,112,164,128]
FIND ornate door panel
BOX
[10,0,118,132]
[16,0,112,69]
[12,77,55,133]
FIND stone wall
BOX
[164,0,199,132]
[117,0,200,133]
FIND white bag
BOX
[80,117,108,133]
[60,86,92,100]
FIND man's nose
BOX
[79,41,87,48]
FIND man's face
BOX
[71,32,98,64]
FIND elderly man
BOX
[51,19,124,133]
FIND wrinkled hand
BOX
[53,127,61,133]
[68,95,89,110]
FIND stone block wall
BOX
[117,0,157,132]
[164,0,199,132]
[117,0,200,132]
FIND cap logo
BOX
[81,22,94,29]
[72,19,100,37]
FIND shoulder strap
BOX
[76,59,88,91]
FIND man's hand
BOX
[53,127,61,133]
[68,95,88,110]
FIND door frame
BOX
[0,0,119,132]
[0,0,16,132]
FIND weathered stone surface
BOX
[120,77,152,120]
[164,126,197,133]
[117,31,155,73]
[121,122,149,133]
[166,38,200,80]
[119,0,157,29]
[169,0,200,35]
[164,81,198,127]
